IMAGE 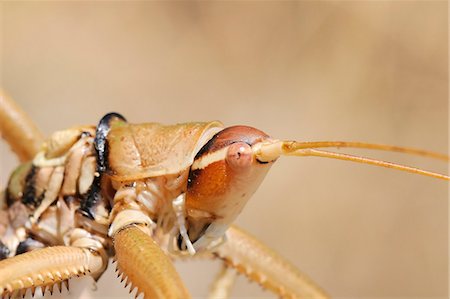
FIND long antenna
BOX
[293,148,450,181]
[282,141,449,161]
[254,140,450,181]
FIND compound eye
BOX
[226,142,253,169]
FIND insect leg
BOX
[0,245,105,298]
[113,224,191,299]
[213,225,330,299]
[208,263,236,299]
[0,90,44,162]
[172,193,196,255]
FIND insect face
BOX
[185,126,276,250]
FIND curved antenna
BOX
[254,141,450,181]
[294,148,449,180]
[285,141,449,161]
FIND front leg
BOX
[109,187,190,299]
[213,225,329,299]
[113,224,190,299]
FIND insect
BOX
[0,91,448,299]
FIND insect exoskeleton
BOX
[100,114,276,256]
[185,125,276,251]
[1,92,448,299]
[5,125,99,236]
[102,115,225,251]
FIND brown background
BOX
[0,2,448,298]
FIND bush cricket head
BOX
[183,126,449,252]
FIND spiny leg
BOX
[113,225,190,299]
[213,225,329,299]
[208,263,237,299]
[0,90,44,162]
[0,246,105,298]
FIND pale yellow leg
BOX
[0,246,105,298]
[113,225,190,299]
[214,225,329,299]
[208,263,236,299]
[0,90,44,162]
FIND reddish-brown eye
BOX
[226,142,253,169]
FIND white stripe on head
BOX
[191,146,230,170]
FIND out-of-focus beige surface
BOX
[0,2,448,298]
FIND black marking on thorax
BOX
[78,112,126,219]
[94,112,127,173]
[0,240,10,260]
[21,166,39,208]
[15,237,45,256]
[78,176,102,219]
[5,188,15,208]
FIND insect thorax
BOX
[1,126,189,259]
[107,171,190,252]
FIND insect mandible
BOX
[0,90,448,299]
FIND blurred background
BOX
[0,1,448,298]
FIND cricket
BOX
[0,90,448,299]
